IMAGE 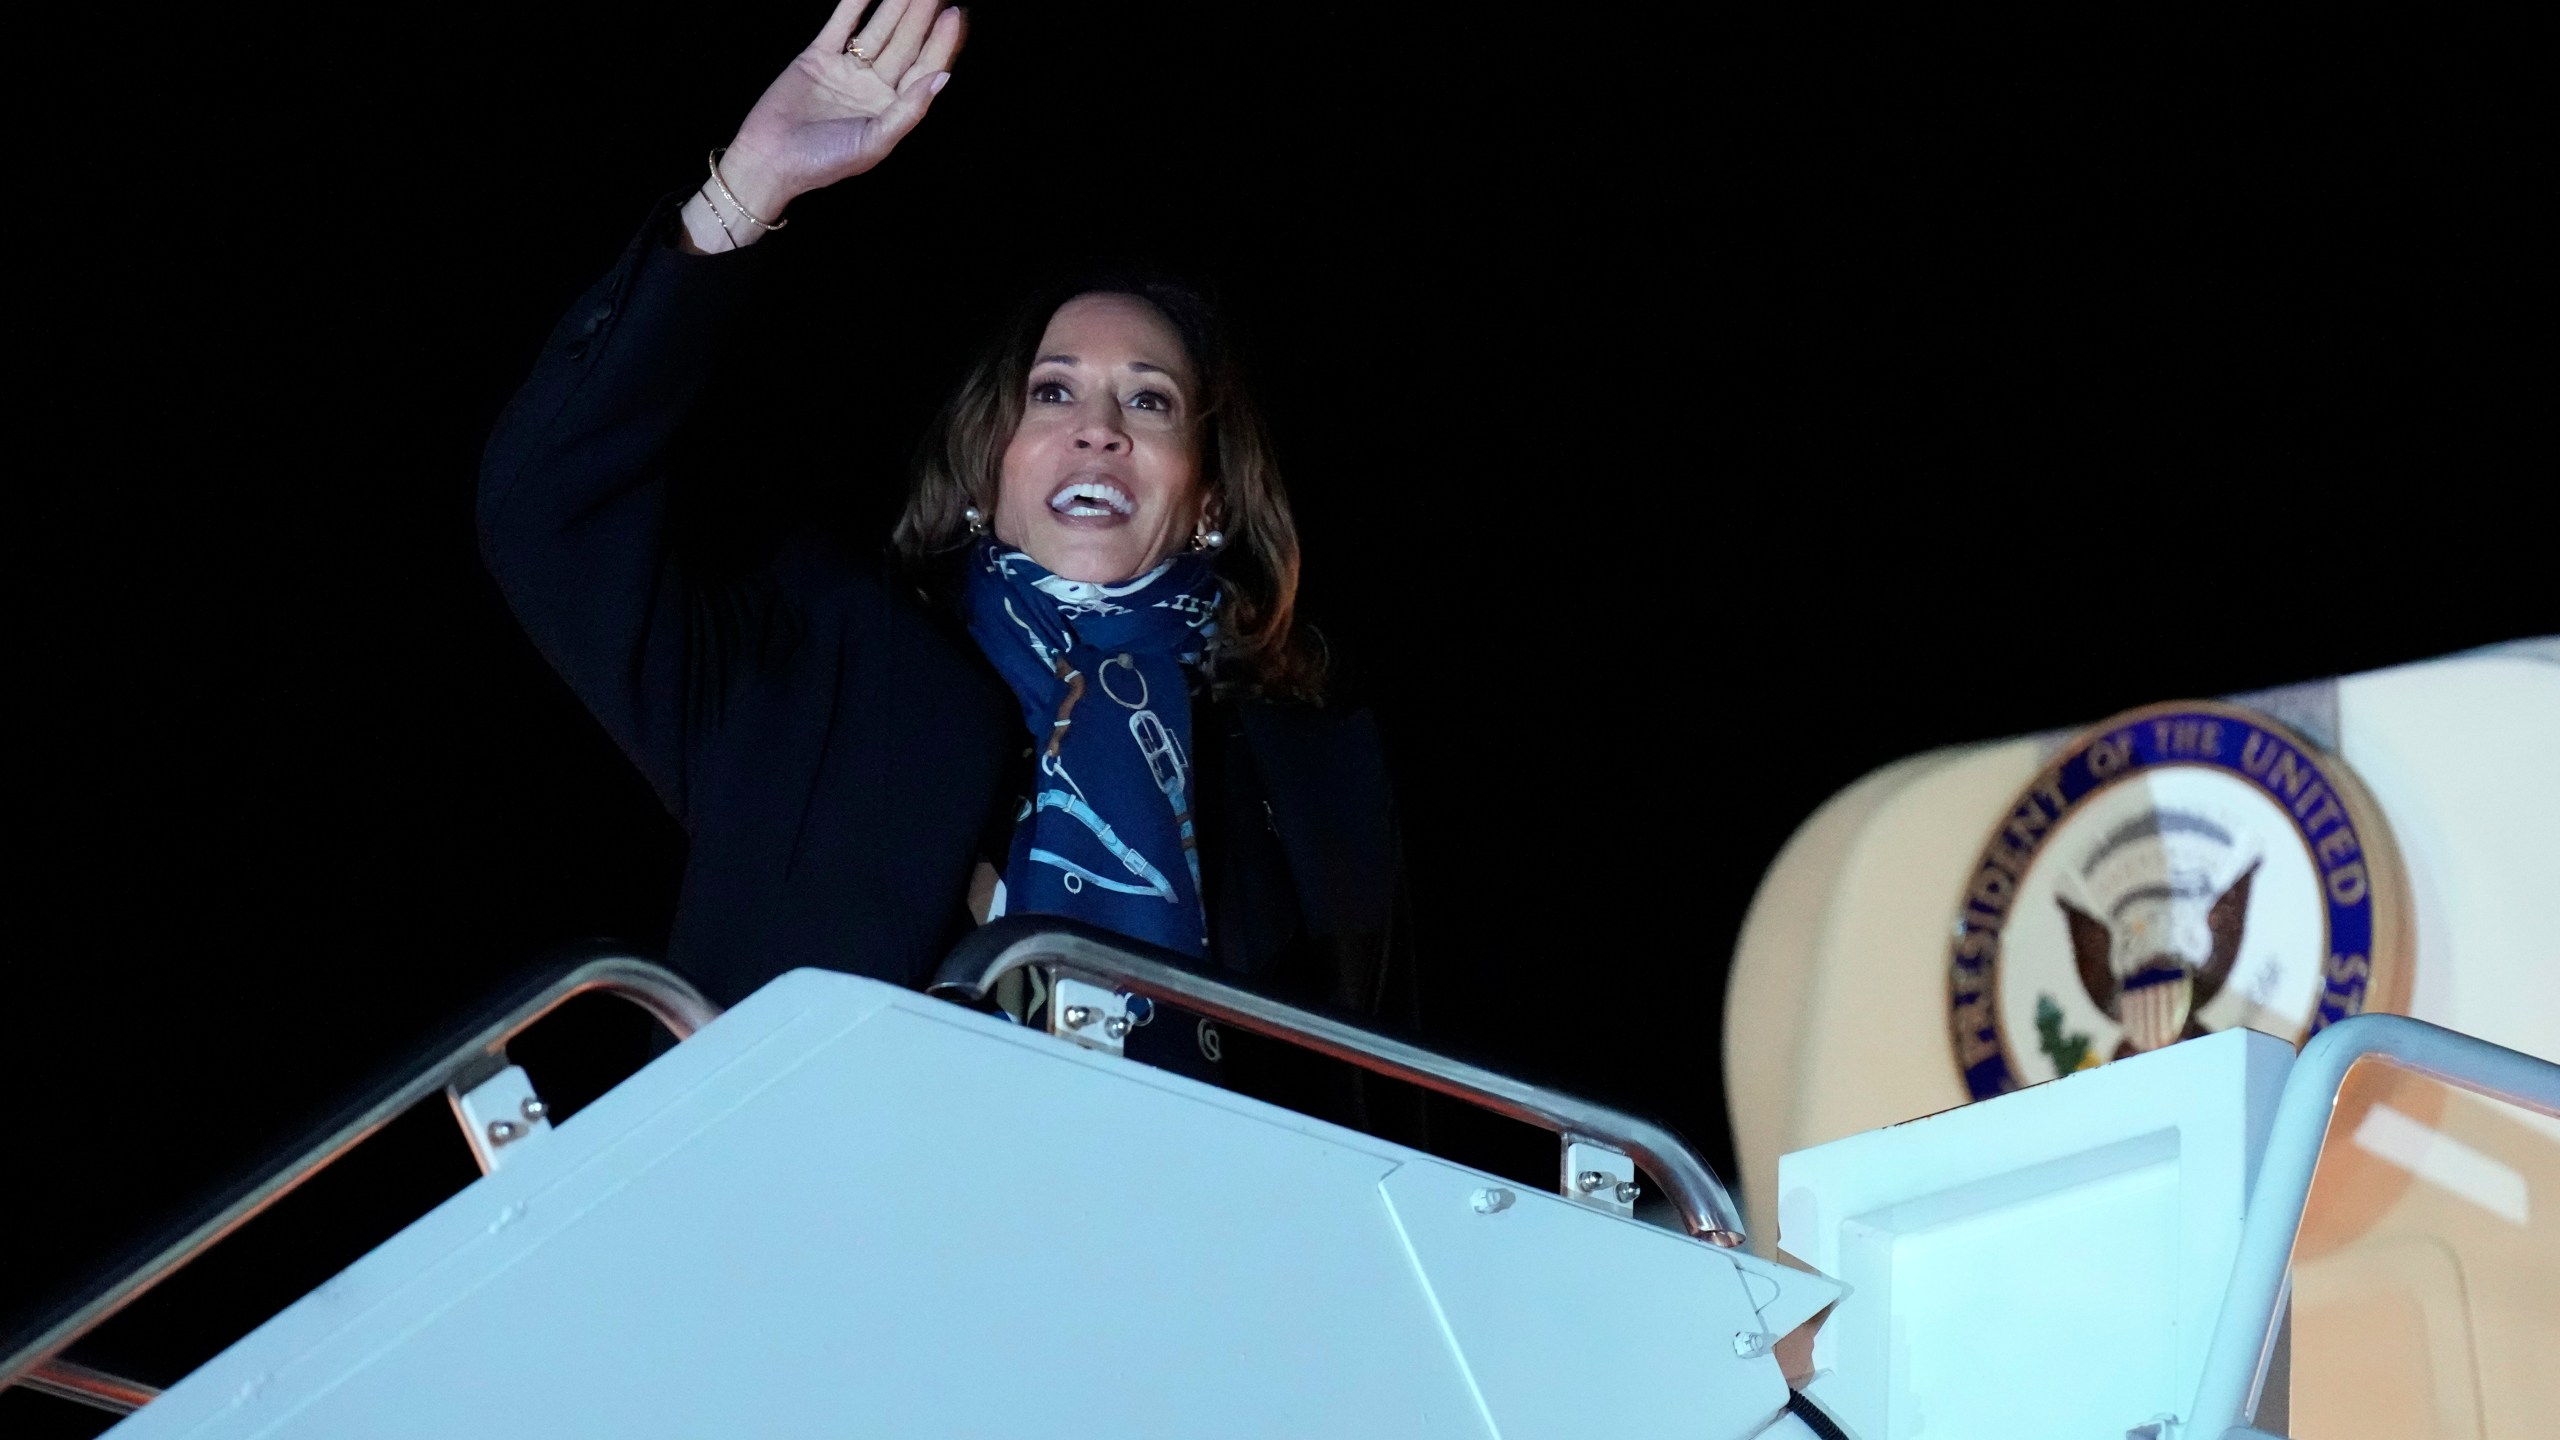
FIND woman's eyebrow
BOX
[1034,353,1185,385]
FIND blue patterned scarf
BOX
[963,542,1220,959]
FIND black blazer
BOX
[479,200,1410,1041]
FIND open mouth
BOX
[1047,478,1136,521]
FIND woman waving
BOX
[481,0,1410,1096]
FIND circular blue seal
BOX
[1947,702,2407,1100]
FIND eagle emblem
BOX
[2060,841,2259,1057]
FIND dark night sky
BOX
[8,1,2549,1415]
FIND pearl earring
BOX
[963,505,986,535]
[1192,518,1226,552]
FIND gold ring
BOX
[845,43,871,59]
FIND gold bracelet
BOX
[695,183,740,251]
[707,148,788,231]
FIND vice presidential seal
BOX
[1947,701,2410,1099]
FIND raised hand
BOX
[682,0,965,251]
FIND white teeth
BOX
[1050,481,1133,517]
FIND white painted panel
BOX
[113,969,1784,1439]
[1381,1159,1787,1437]
[1850,1137,2179,1438]
[1780,1028,2292,1440]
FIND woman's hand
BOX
[680,0,965,253]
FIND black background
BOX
[8,0,2549,1418]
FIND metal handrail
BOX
[17,1356,160,1415]
[930,915,1749,1245]
[1,948,718,1413]
[2185,1013,2560,1440]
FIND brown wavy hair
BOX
[892,273,1322,702]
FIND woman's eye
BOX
[1128,390,1173,412]
[1029,380,1070,403]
